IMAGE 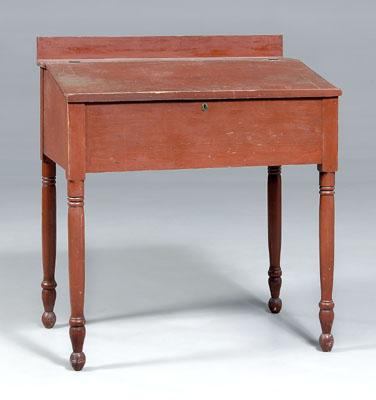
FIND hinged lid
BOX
[45,57,341,103]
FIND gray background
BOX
[0,0,375,396]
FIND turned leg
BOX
[68,180,86,371]
[267,166,282,313]
[41,158,57,328]
[319,172,335,352]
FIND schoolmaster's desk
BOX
[37,35,341,371]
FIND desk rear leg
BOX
[318,172,335,352]
[41,157,57,328]
[267,166,282,313]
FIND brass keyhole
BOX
[201,103,209,112]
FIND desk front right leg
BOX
[67,179,86,371]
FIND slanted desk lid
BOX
[45,57,342,103]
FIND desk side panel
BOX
[319,98,338,172]
[37,35,283,62]
[86,99,322,172]
[43,70,68,169]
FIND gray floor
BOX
[1,164,375,396]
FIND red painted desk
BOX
[37,35,341,370]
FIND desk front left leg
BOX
[41,157,57,328]
[67,179,86,371]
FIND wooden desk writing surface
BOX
[37,35,341,371]
[45,57,340,102]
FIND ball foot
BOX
[268,297,282,314]
[42,311,56,329]
[70,352,86,371]
[319,333,334,352]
